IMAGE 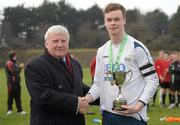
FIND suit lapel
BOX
[48,56,74,87]
[71,60,83,96]
[58,60,73,84]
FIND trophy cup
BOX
[111,70,132,111]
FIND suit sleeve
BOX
[25,61,78,115]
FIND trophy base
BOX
[112,98,127,111]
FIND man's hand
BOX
[83,94,93,103]
[113,101,145,115]
[78,97,89,114]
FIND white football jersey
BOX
[89,34,159,121]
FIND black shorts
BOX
[170,82,180,91]
[160,82,170,89]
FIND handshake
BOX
[78,94,93,114]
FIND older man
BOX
[25,25,89,125]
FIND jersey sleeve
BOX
[88,49,101,101]
[134,41,159,104]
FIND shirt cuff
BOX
[76,98,79,115]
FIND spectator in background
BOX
[155,50,164,78]
[154,50,164,106]
[169,52,180,108]
[159,51,171,107]
[5,50,27,115]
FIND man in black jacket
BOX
[25,25,89,125]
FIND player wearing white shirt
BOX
[85,3,159,125]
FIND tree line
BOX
[0,0,180,50]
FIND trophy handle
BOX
[125,70,132,83]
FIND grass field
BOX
[0,68,180,125]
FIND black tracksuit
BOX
[169,60,180,91]
[5,59,22,112]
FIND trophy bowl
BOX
[111,71,131,111]
[113,71,126,86]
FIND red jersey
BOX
[154,58,164,82]
[161,60,171,82]
[90,56,96,80]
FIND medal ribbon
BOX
[109,34,128,72]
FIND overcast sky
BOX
[0,0,179,16]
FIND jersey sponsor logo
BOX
[104,63,126,81]
[104,63,126,72]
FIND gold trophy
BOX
[111,70,132,111]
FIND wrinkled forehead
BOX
[46,32,69,41]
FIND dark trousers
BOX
[102,111,147,125]
[7,84,22,112]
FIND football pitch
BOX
[0,68,179,125]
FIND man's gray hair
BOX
[44,25,70,42]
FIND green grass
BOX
[0,68,179,125]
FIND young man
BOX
[159,51,171,107]
[85,3,159,125]
[154,50,164,106]
[25,25,89,125]
[5,50,27,115]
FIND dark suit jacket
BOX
[25,52,89,125]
